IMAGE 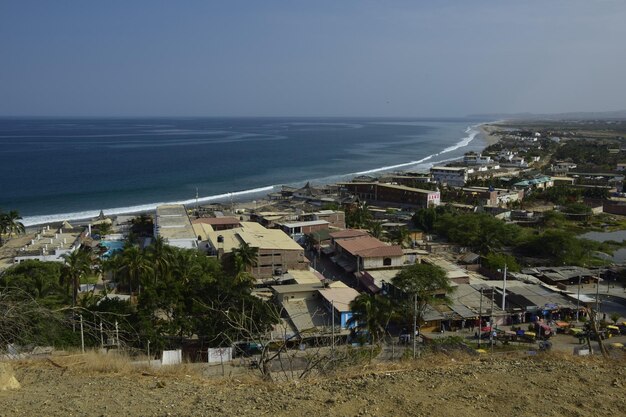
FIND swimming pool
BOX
[100,240,125,258]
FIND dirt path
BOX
[1,354,625,417]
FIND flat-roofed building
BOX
[300,210,346,229]
[154,204,198,249]
[206,222,307,280]
[13,222,84,264]
[430,166,468,187]
[277,220,329,243]
[339,182,439,208]
[192,216,241,231]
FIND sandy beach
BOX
[479,123,503,147]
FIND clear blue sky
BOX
[1,1,625,117]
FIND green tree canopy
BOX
[482,252,520,273]
[391,263,454,325]
[435,212,521,254]
[348,293,395,344]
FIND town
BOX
[1,120,626,380]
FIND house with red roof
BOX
[331,232,404,272]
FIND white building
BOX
[430,166,468,187]
[463,153,492,165]
[154,204,198,249]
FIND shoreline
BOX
[22,122,497,228]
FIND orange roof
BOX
[337,236,403,258]
[329,229,369,239]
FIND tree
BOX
[347,293,395,344]
[61,249,92,308]
[435,212,521,254]
[117,245,153,296]
[233,241,258,275]
[0,210,26,245]
[482,252,520,273]
[367,221,383,240]
[0,260,64,303]
[146,235,172,284]
[609,312,621,325]
[388,227,411,247]
[345,202,372,229]
[412,205,454,233]
[391,263,454,325]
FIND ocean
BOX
[0,117,490,226]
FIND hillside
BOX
[1,353,625,417]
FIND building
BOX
[318,286,360,329]
[191,216,241,231]
[13,222,84,264]
[205,222,307,281]
[277,220,329,244]
[154,205,198,249]
[339,182,440,208]
[463,152,492,165]
[513,176,554,191]
[299,210,346,229]
[430,166,468,187]
[450,187,524,207]
[551,162,577,174]
[332,233,404,272]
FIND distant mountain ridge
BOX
[467,110,626,120]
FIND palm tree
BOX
[347,293,395,344]
[118,245,153,296]
[170,249,202,285]
[0,210,25,245]
[147,235,172,284]
[233,241,258,275]
[61,250,92,307]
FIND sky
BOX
[1,1,625,117]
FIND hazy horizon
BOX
[2,1,625,118]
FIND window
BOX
[383,257,392,266]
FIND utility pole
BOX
[489,288,495,352]
[100,321,104,348]
[413,293,417,359]
[478,288,483,348]
[331,300,335,357]
[501,263,507,311]
[80,314,85,353]
[576,275,582,322]
[595,275,600,320]
[115,320,120,348]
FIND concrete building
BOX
[463,152,492,165]
[154,205,198,249]
[332,233,404,272]
[205,222,307,281]
[277,220,329,244]
[191,216,241,231]
[339,182,440,208]
[13,222,84,264]
[430,166,468,187]
[300,210,346,229]
[450,187,524,207]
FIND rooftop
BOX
[318,287,360,313]
[336,236,403,258]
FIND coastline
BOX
[22,121,497,228]
[478,122,502,147]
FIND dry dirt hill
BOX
[1,353,625,417]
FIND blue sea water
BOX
[0,117,490,225]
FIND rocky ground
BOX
[1,352,625,417]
